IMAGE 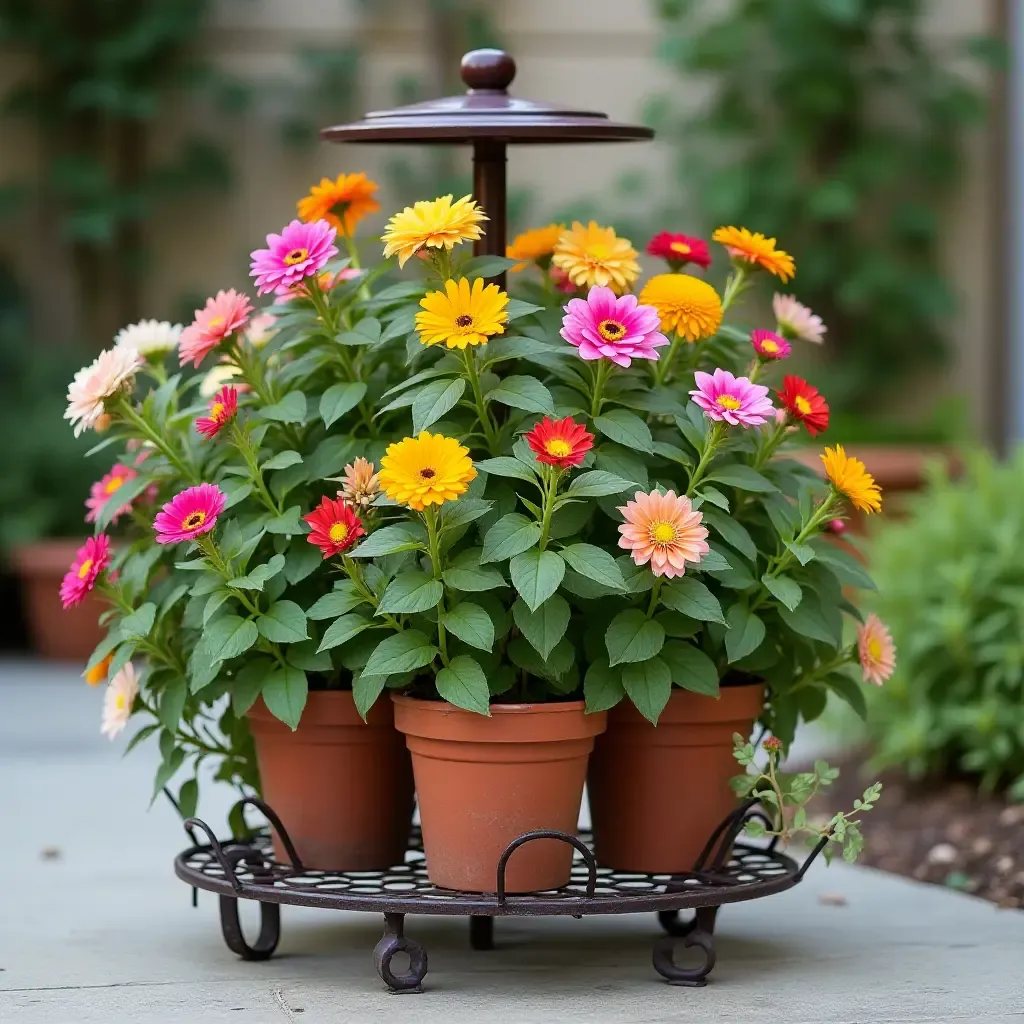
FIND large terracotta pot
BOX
[392,696,606,893]
[11,540,105,660]
[588,683,764,874]
[248,690,414,871]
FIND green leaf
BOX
[485,375,554,415]
[761,574,803,612]
[475,456,538,484]
[120,602,156,639]
[157,677,187,732]
[621,657,673,724]
[262,664,308,729]
[86,630,124,673]
[232,658,273,715]
[412,377,466,433]
[440,497,493,531]
[824,673,868,720]
[810,540,876,589]
[265,506,303,535]
[565,470,636,498]
[594,409,654,453]
[284,543,321,584]
[460,254,518,278]
[349,524,424,558]
[152,747,185,801]
[285,641,333,673]
[787,542,816,566]
[512,594,570,660]
[708,464,777,493]
[559,543,625,590]
[724,605,766,663]
[378,572,444,614]
[228,553,287,592]
[257,600,308,643]
[262,450,303,471]
[505,298,544,320]
[481,513,542,563]
[435,655,491,715]
[584,659,625,712]
[779,598,840,646]
[177,779,199,820]
[442,602,495,652]
[363,629,438,676]
[261,390,307,423]
[95,474,151,531]
[702,508,757,561]
[352,671,388,719]
[316,613,372,653]
[606,609,666,667]
[307,585,365,620]
[320,382,368,427]
[661,641,719,696]
[443,549,506,592]
[202,615,258,662]
[509,549,565,611]
[661,578,725,623]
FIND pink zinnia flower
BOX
[617,490,710,579]
[751,328,791,360]
[250,219,338,296]
[195,385,238,440]
[858,613,896,686]
[60,534,112,609]
[85,463,138,524]
[646,232,712,271]
[178,290,253,368]
[773,294,826,345]
[153,483,226,545]
[65,346,144,436]
[560,286,669,367]
[689,368,774,427]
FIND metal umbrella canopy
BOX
[321,48,654,277]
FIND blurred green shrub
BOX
[866,450,1024,797]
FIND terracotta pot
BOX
[10,540,105,660]
[392,696,606,893]
[588,683,764,873]
[248,690,414,871]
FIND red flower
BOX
[777,375,829,437]
[762,735,784,752]
[196,386,238,439]
[303,496,365,558]
[525,416,594,468]
[646,232,712,271]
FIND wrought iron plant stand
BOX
[174,797,828,993]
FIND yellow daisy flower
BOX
[506,224,565,271]
[378,432,477,511]
[381,195,488,268]
[820,445,882,515]
[637,274,723,341]
[712,226,795,282]
[415,277,508,349]
[297,173,380,235]
[551,221,640,295]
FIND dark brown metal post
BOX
[472,139,508,289]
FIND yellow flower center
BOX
[284,248,309,266]
[210,402,225,419]
[419,467,436,480]
[329,522,349,543]
[455,314,474,328]
[598,319,626,341]
[104,477,124,495]
[115,694,126,710]
[545,439,572,458]
[651,522,677,544]
[586,242,612,260]
[208,316,225,328]
[669,241,692,255]
[182,510,207,531]
[867,638,882,660]
[794,395,812,415]
[77,558,94,579]
[760,339,778,354]
[716,395,742,411]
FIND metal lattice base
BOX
[175,797,826,992]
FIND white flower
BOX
[101,663,140,740]
[773,294,826,345]
[114,319,182,357]
[199,362,243,398]
[65,346,145,436]
[245,312,277,349]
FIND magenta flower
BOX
[250,219,338,296]
[60,534,112,610]
[178,290,253,368]
[85,463,138,525]
[154,483,226,545]
[559,286,668,367]
[689,368,774,427]
[750,328,791,361]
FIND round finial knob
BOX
[461,49,516,92]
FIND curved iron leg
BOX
[469,915,495,950]
[219,895,280,960]
[373,913,427,993]
[652,905,718,987]
[657,904,720,938]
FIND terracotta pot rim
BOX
[391,694,589,716]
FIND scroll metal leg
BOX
[373,912,428,993]
[652,905,718,987]
[219,895,280,960]
[657,904,720,938]
[469,915,494,951]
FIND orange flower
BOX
[84,653,113,687]
[297,173,380,234]
[507,224,564,271]
[712,226,795,282]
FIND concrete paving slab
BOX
[2,660,1022,1023]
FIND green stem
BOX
[686,421,725,497]
[753,418,788,471]
[423,507,450,668]
[537,466,560,551]
[589,359,611,418]
[646,577,664,618]
[343,557,403,632]
[230,422,282,517]
[195,534,261,617]
[462,348,500,454]
[654,335,683,387]
[720,267,749,314]
[118,398,200,485]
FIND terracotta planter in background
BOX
[11,540,105,660]
[588,683,764,874]
[393,696,606,893]
[248,690,414,871]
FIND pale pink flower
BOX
[560,286,669,367]
[689,368,774,427]
[85,464,138,524]
[617,489,710,579]
[101,663,139,740]
[153,483,226,545]
[60,534,112,609]
[773,293,826,345]
[250,219,338,296]
[244,312,278,348]
[65,347,144,436]
[858,613,896,686]
[178,290,253,368]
